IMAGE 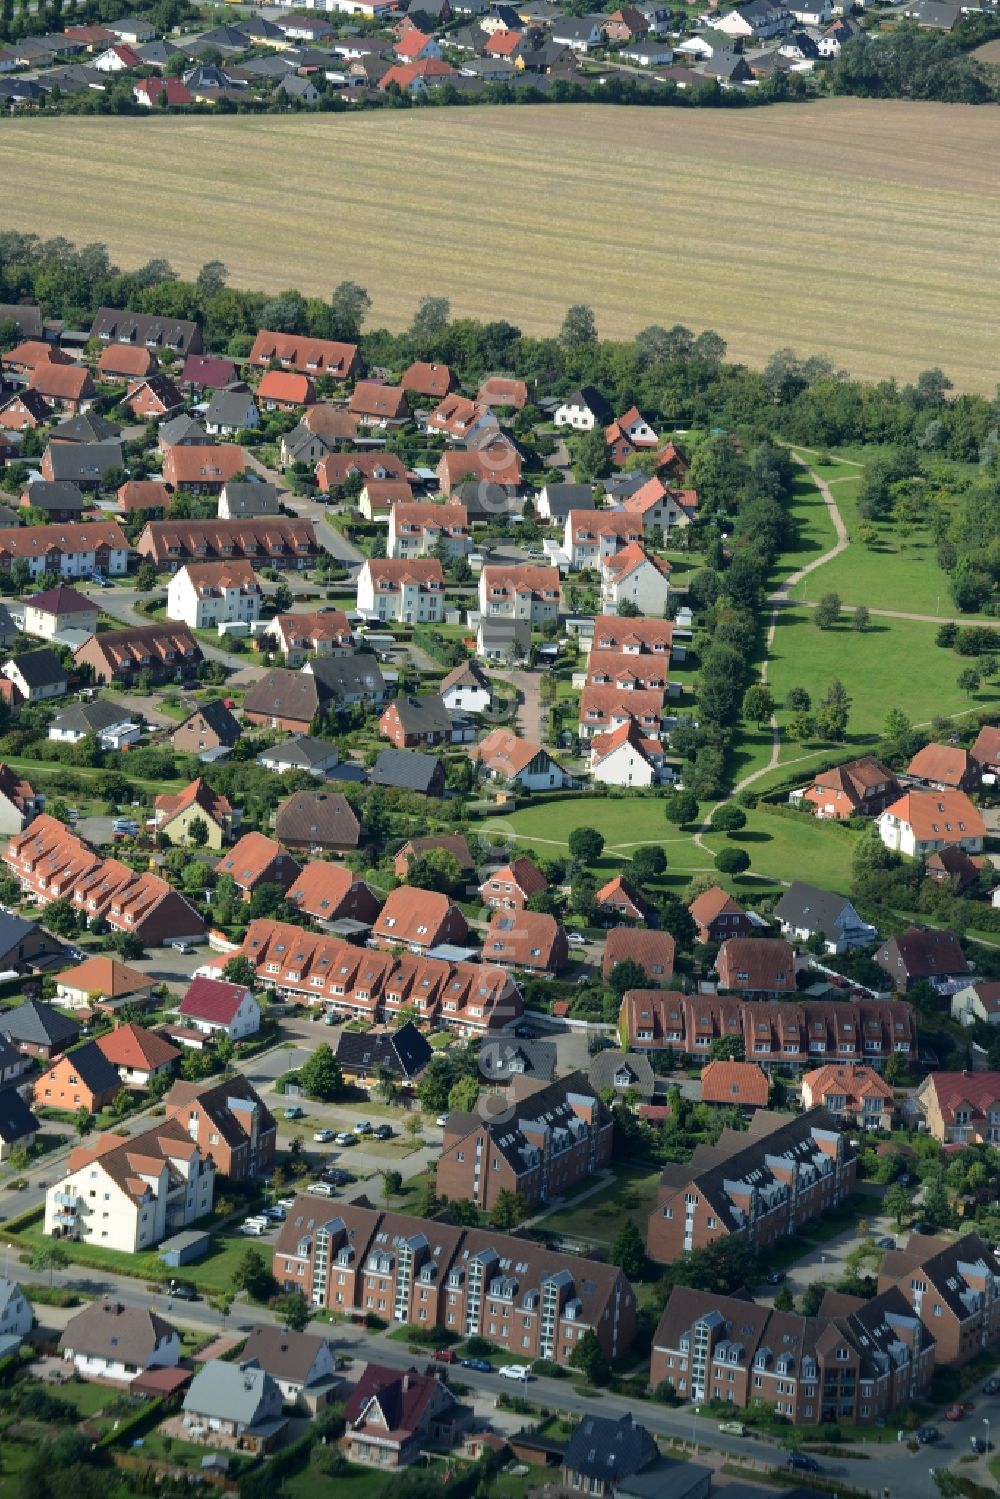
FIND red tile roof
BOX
[97,1021,180,1072]
[701,1059,769,1107]
[179,976,250,1025]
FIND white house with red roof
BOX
[622,476,698,535]
[590,720,666,787]
[177,977,260,1041]
[600,543,671,617]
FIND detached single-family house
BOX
[33,1040,121,1114]
[3,647,67,702]
[0,1089,40,1163]
[177,977,260,1041]
[553,385,613,428]
[0,1277,32,1341]
[344,1363,458,1468]
[801,1063,894,1129]
[96,1022,181,1090]
[471,727,573,789]
[716,937,796,997]
[877,789,985,858]
[182,1360,286,1450]
[439,659,492,716]
[58,1300,180,1383]
[875,927,968,993]
[773,881,878,954]
[600,543,671,617]
[216,831,302,901]
[241,1324,340,1412]
[154,777,236,850]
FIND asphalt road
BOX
[21,1257,965,1499]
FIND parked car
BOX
[171,939,194,954]
[718,1421,746,1436]
[313,1128,335,1143]
[499,1364,532,1382]
[917,1425,939,1444]
[284,1106,304,1120]
[945,1405,964,1422]
[787,1453,820,1473]
[971,1436,988,1454]
[462,1358,492,1373]
[276,1196,297,1211]
[308,1182,337,1197]
[262,1205,286,1221]
[373,1124,393,1140]
[432,1347,455,1364]
[354,1120,372,1135]
[984,1377,1000,1396]
[334,1131,355,1146]
[876,1236,896,1250]
[436,1114,449,1127]
[566,933,587,947]
[240,1217,269,1235]
[168,1280,198,1301]
[766,1269,785,1285]
[322,1168,354,1186]
[323,1011,338,1026]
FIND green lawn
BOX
[481,797,714,860]
[10,1216,260,1296]
[767,609,999,753]
[770,468,838,586]
[532,1165,662,1248]
[703,805,860,894]
[787,465,992,619]
[281,1458,389,1499]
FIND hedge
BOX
[96,1395,167,1450]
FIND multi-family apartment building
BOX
[166,559,263,631]
[0,520,130,579]
[273,1199,635,1367]
[563,511,643,571]
[164,1075,276,1181]
[599,544,671,617]
[237,918,522,1034]
[137,518,319,571]
[879,1232,1000,1366]
[478,565,561,625]
[2,813,205,945]
[651,1284,933,1423]
[646,1108,855,1263]
[356,558,446,624]
[437,1071,612,1211]
[387,502,469,560]
[44,1119,215,1252]
[801,1064,895,1129]
[248,330,359,378]
[619,992,916,1071]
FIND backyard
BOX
[531,1164,663,1250]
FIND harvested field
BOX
[2,99,998,389]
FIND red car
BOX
[432,1347,455,1364]
[945,1405,964,1422]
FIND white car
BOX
[313,1128,335,1143]
[308,1181,337,1197]
[566,933,588,947]
[436,1114,449,1128]
[499,1364,532,1382]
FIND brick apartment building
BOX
[273,1199,635,1367]
[437,1072,613,1212]
[237,918,522,1034]
[618,992,916,1071]
[879,1232,1000,1365]
[3,813,205,945]
[646,1108,856,1265]
[164,1074,276,1181]
[651,1284,933,1424]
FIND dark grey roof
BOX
[260,734,339,770]
[53,701,129,738]
[388,694,452,736]
[0,911,40,964]
[0,998,79,1050]
[184,1359,280,1424]
[477,1035,556,1084]
[242,1324,331,1383]
[478,618,531,650]
[6,648,66,691]
[562,385,613,421]
[454,482,525,520]
[205,388,258,430]
[538,483,594,518]
[617,1459,715,1499]
[54,1039,119,1095]
[370,748,444,794]
[44,442,124,485]
[588,1048,655,1098]
[280,73,319,96]
[49,411,121,445]
[334,1021,432,1081]
[135,38,183,64]
[603,472,650,501]
[221,482,280,518]
[773,881,855,941]
[22,482,86,513]
[91,307,201,354]
[564,1414,658,1482]
[160,414,209,447]
[310,656,386,702]
[0,1086,38,1145]
[274,789,361,848]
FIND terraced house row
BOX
[238,918,523,1033]
[274,1199,635,1368]
[3,813,204,945]
[619,991,917,1069]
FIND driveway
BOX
[500,667,544,742]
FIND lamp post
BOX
[984,1416,990,1454]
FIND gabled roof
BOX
[588,1048,655,1099]
[217,831,299,890]
[564,1413,657,1482]
[772,881,858,941]
[174,697,240,746]
[688,885,745,927]
[906,742,974,788]
[184,1359,279,1424]
[0,1086,39,1144]
[876,925,967,980]
[0,997,79,1050]
[370,748,444,794]
[242,1324,332,1385]
[155,776,232,829]
[96,1022,180,1072]
[56,954,152,999]
[700,1059,769,1107]
[179,976,251,1025]
[334,1021,432,1081]
[43,1038,119,1095]
[344,1361,451,1436]
[881,788,985,843]
[275,790,361,848]
[5,647,66,689]
[59,1299,177,1366]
